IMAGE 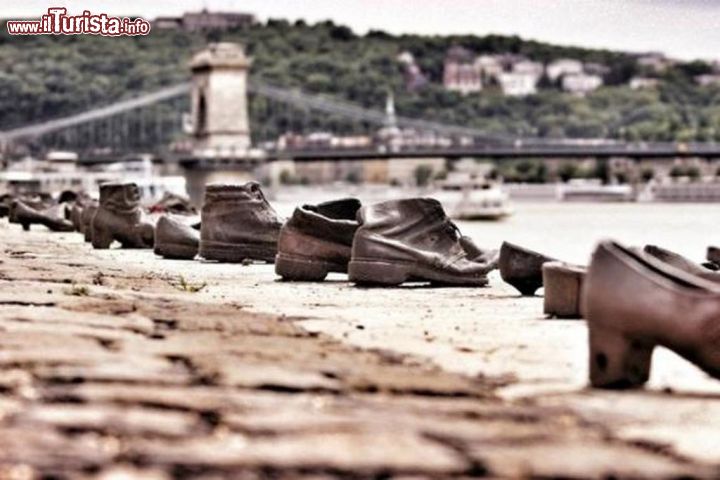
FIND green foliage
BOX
[279,169,297,185]
[1,19,719,143]
[640,167,655,182]
[64,283,90,296]
[345,170,361,184]
[670,165,702,179]
[413,164,434,186]
[433,169,448,181]
[557,162,583,182]
[496,159,548,183]
[169,275,207,293]
[593,159,611,184]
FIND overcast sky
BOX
[4,0,719,61]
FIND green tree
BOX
[414,165,434,186]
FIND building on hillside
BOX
[546,59,583,81]
[695,74,720,87]
[443,46,482,94]
[153,10,256,32]
[474,55,504,79]
[495,53,527,70]
[584,62,610,77]
[636,52,673,73]
[397,51,428,92]
[154,17,183,29]
[512,60,544,77]
[562,73,603,95]
[629,77,659,90]
[497,72,538,96]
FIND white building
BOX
[636,52,672,73]
[474,55,504,78]
[512,60,544,77]
[497,72,538,96]
[443,46,483,94]
[696,74,720,87]
[562,73,603,95]
[443,63,483,94]
[630,77,659,90]
[547,59,583,81]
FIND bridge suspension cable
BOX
[0,83,191,142]
[247,82,510,144]
[0,80,513,145]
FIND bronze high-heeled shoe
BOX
[643,244,720,282]
[499,241,556,296]
[583,240,720,389]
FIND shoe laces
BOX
[442,218,462,240]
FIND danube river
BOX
[457,201,720,265]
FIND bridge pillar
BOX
[189,43,251,154]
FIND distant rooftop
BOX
[154,9,256,32]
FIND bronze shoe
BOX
[459,236,499,266]
[499,241,556,296]
[154,215,201,260]
[8,196,51,224]
[0,194,12,218]
[276,198,361,281]
[644,244,720,282]
[582,240,720,389]
[81,202,99,242]
[91,182,154,249]
[11,200,73,232]
[348,198,496,286]
[149,192,197,215]
[199,182,282,263]
[70,203,84,232]
[707,246,720,267]
[542,262,586,319]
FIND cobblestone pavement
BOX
[0,220,718,479]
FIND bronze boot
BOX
[91,182,154,249]
[542,262,586,319]
[459,236,499,267]
[81,202,99,243]
[70,203,84,232]
[276,198,361,281]
[348,198,496,286]
[499,241,556,296]
[11,200,73,232]
[154,215,201,260]
[199,182,282,263]
[582,240,720,389]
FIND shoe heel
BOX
[275,253,330,281]
[589,325,654,389]
[21,222,30,231]
[349,259,409,286]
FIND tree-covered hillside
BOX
[1,18,719,141]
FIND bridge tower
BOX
[189,42,251,153]
[184,43,256,204]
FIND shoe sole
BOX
[154,242,198,260]
[348,258,488,286]
[275,252,347,281]
[199,240,276,263]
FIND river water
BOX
[457,201,720,265]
